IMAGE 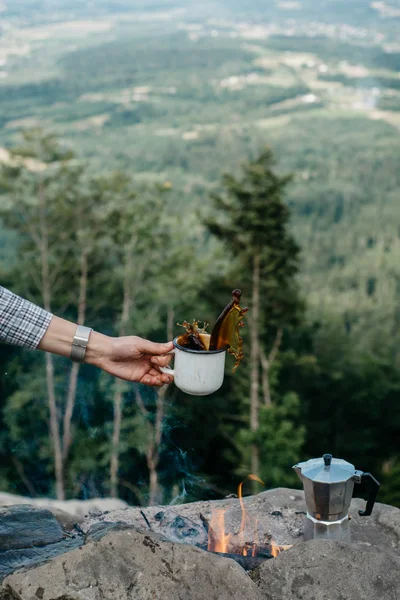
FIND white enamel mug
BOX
[159,334,228,396]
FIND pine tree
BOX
[205,147,303,481]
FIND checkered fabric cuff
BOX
[0,286,53,349]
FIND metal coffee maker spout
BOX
[293,453,380,541]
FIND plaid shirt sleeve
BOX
[0,286,53,349]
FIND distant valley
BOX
[1,0,400,351]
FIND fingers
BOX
[150,354,173,368]
[142,366,173,386]
[135,337,174,356]
[141,371,173,387]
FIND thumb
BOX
[136,338,174,355]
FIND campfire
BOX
[200,475,292,570]
[74,476,298,573]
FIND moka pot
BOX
[293,454,380,540]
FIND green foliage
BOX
[1,6,397,362]
[278,325,400,505]
[0,1,399,506]
[266,36,400,72]
[381,459,400,508]
[0,130,399,508]
[238,392,306,488]
[205,148,302,332]
[201,147,305,494]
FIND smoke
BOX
[162,443,206,505]
[169,480,188,505]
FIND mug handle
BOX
[158,349,176,377]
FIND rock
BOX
[81,487,400,551]
[0,506,83,582]
[45,508,83,532]
[0,492,128,518]
[0,489,398,599]
[80,487,308,547]
[344,497,399,550]
[0,505,64,550]
[1,528,263,600]
[251,539,400,600]
[377,505,400,540]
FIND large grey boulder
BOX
[0,489,398,600]
[0,505,64,551]
[81,487,400,551]
[1,528,263,600]
[251,539,400,600]
[0,505,83,582]
[81,487,308,547]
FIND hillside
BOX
[1,0,400,352]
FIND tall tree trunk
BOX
[45,353,65,500]
[39,184,64,500]
[147,306,174,506]
[110,248,134,498]
[137,384,165,506]
[62,248,89,477]
[250,254,261,488]
[260,347,272,406]
[260,328,283,406]
[148,460,159,506]
[11,456,37,497]
[147,386,165,506]
[110,383,123,498]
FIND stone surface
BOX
[0,492,128,518]
[0,505,64,550]
[1,528,262,600]
[0,506,83,581]
[0,489,398,600]
[251,539,400,600]
[81,487,400,552]
[81,487,307,548]
[46,507,84,532]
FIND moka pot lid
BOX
[296,454,356,484]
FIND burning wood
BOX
[205,474,292,563]
[207,551,272,572]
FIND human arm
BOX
[0,286,173,387]
[38,315,173,387]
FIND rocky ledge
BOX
[0,488,399,600]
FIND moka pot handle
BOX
[356,472,380,517]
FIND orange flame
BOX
[207,474,293,558]
[237,474,264,552]
[208,474,264,556]
[270,543,293,558]
[207,508,231,553]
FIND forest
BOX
[0,0,399,509]
[0,130,399,509]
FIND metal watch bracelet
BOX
[70,325,93,363]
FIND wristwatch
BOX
[70,325,92,363]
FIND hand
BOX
[87,334,174,387]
